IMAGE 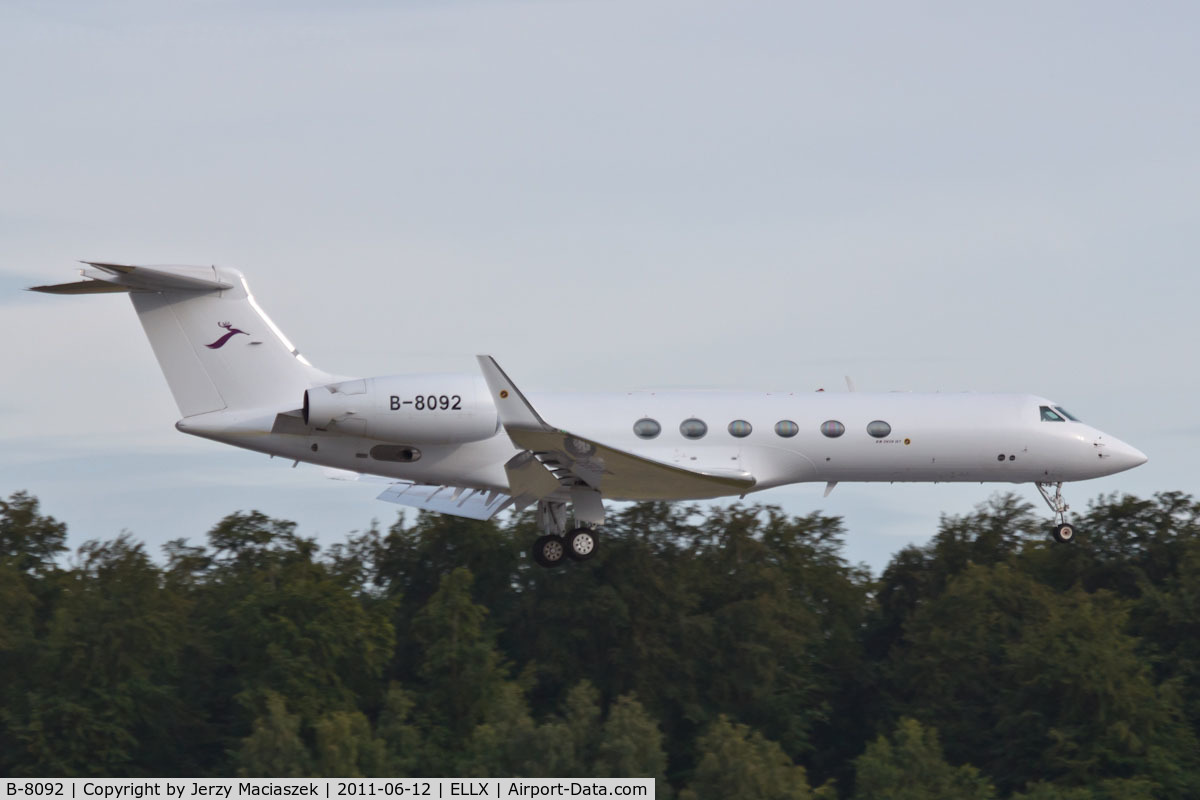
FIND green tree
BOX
[457,681,541,777]
[13,695,138,777]
[6,488,1200,790]
[0,563,35,649]
[0,562,36,677]
[681,715,815,800]
[411,567,514,772]
[870,494,1042,661]
[9,536,192,776]
[682,506,836,758]
[594,694,668,781]
[890,562,1199,794]
[0,491,67,578]
[375,512,522,637]
[235,693,311,777]
[1135,537,1200,738]
[516,680,608,777]
[500,501,867,782]
[313,710,388,777]
[1060,493,1200,749]
[224,557,395,721]
[553,680,604,775]
[852,718,994,800]
[207,511,315,572]
[375,684,425,776]
[501,501,701,725]
[1011,778,1157,800]
[0,491,67,771]
[192,512,396,730]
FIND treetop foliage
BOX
[2,490,1200,798]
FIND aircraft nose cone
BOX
[1103,437,1148,473]
[1124,444,1149,469]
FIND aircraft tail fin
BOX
[31,262,337,417]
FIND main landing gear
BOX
[531,499,600,568]
[532,528,597,568]
[1036,481,1076,544]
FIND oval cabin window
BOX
[633,418,661,439]
[867,420,892,438]
[820,420,845,438]
[728,420,753,438]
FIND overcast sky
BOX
[2,1,1196,573]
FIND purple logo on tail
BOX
[205,321,249,349]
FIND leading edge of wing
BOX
[476,355,549,430]
[476,355,756,500]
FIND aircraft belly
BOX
[809,428,1030,483]
[192,421,512,492]
[737,446,819,491]
[597,481,743,502]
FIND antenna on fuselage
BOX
[845,376,856,392]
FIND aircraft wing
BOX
[477,356,756,503]
[376,482,513,520]
[324,469,513,520]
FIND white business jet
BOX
[32,263,1147,566]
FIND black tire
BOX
[566,527,597,561]
[532,534,567,568]
[1052,523,1075,544]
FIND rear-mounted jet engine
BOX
[303,374,498,444]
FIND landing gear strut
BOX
[531,500,601,567]
[1036,481,1076,543]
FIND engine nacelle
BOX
[303,374,499,445]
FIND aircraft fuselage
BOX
[178,383,1146,500]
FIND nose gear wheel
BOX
[1036,482,1078,544]
[1052,522,1075,543]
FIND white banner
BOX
[3,780,654,800]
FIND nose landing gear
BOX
[1052,522,1075,543]
[1036,482,1076,543]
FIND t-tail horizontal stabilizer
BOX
[476,355,756,501]
[29,262,235,294]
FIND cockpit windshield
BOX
[1040,406,1065,422]
[1054,406,1081,421]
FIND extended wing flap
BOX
[376,482,512,521]
[324,469,513,521]
[504,451,565,510]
